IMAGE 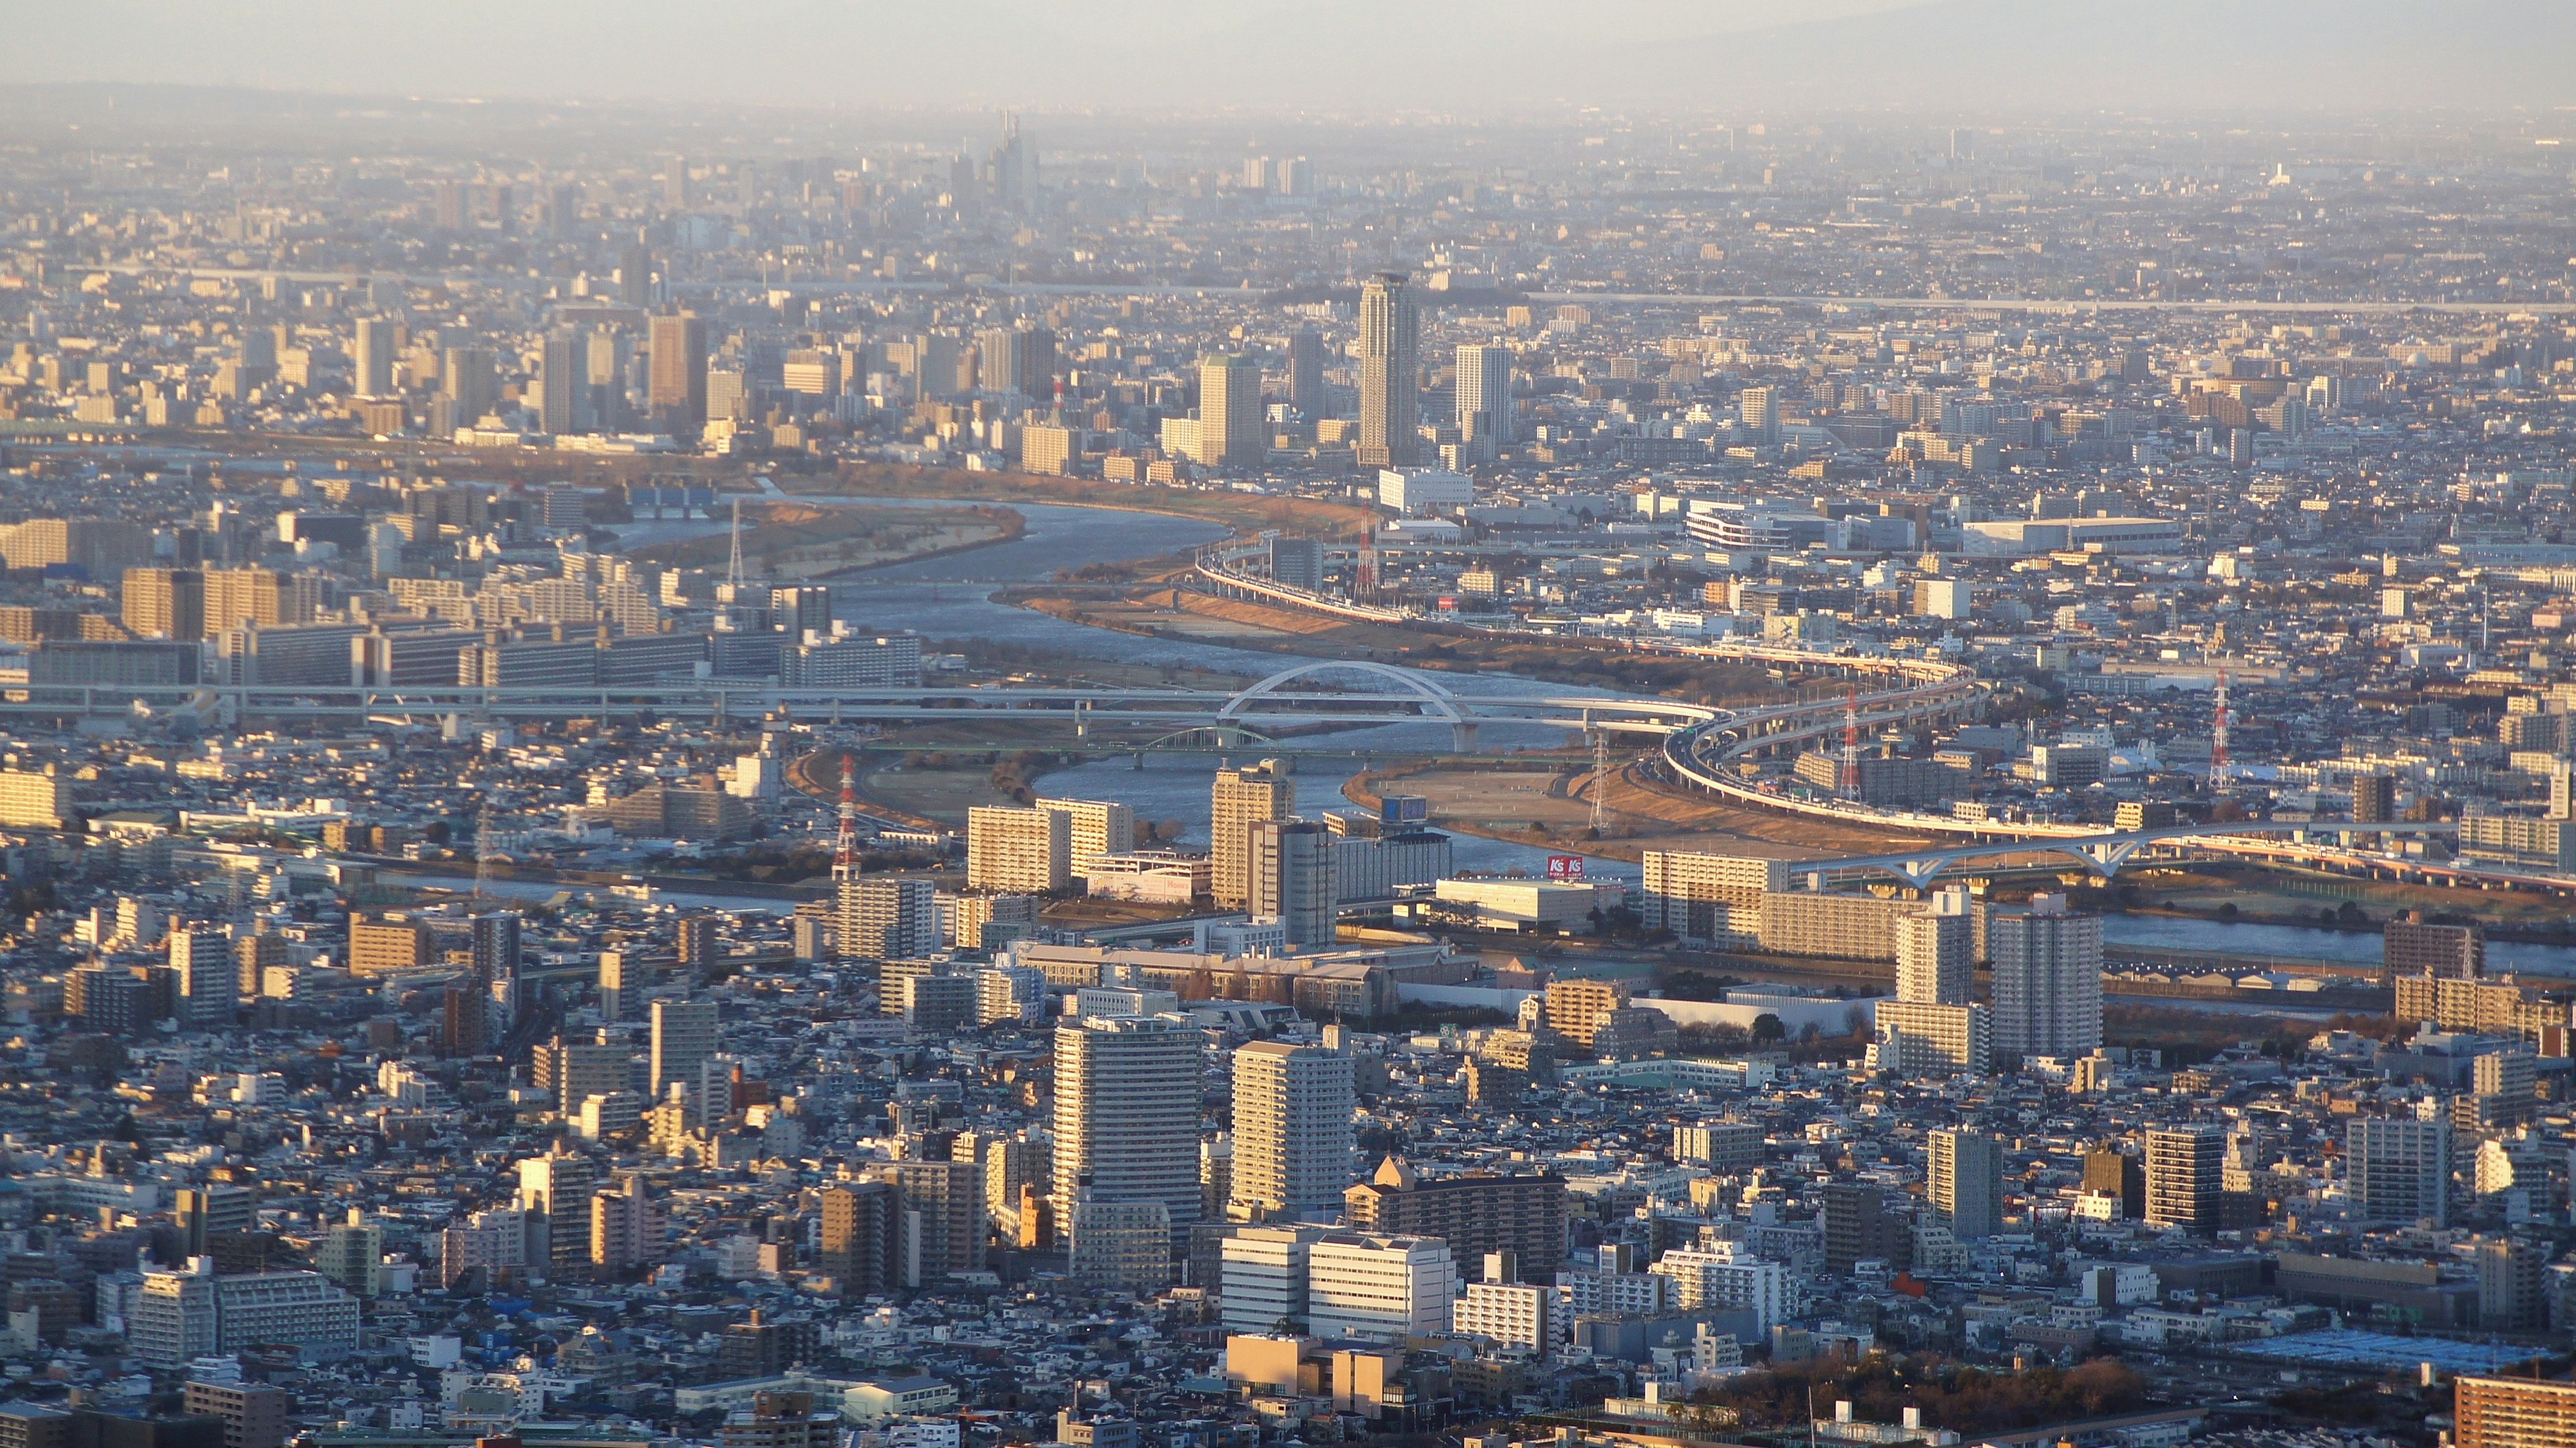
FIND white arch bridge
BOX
[17,650,1976,752]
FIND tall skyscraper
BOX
[1212,760,1295,909]
[538,329,589,435]
[2143,1126,2222,1233]
[441,346,498,427]
[648,311,708,431]
[989,115,1032,214]
[618,243,655,307]
[1287,327,1325,416]
[1053,1015,1200,1247]
[649,998,719,1099]
[1197,354,1265,470]
[353,317,397,399]
[1455,344,1513,449]
[1230,1041,1356,1220]
[1894,896,1973,1004]
[1990,896,2102,1058]
[1248,819,1337,949]
[2347,1113,2451,1226]
[1927,1129,2003,1239]
[1356,272,1419,468]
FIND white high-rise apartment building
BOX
[1453,1278,1559,1355]
[1051,1015,1201,1246]
[967,805,1071,892]
[1230,1041,1355,1219]
[1895,894,1974,1004]
[1306,1233,1456,1341]
[1648,1243,1788,1330]
[839,876,937,962]
[1989,895,2102,1057]
[1036,796,1135,880]
[2348,1113,2451,1227]
[1455,344,1515,448]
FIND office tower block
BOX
[838,876,937,962]
[663,155,689,210]
[2348,1115,2451,1226]
[543,181,577,240]
[1231,1041,1356,1220]
[1989,896,2102,1058]
[819,1182,900,1294]
[433,179,466,231]
[618,243,655,306]
[1051,1015,1200,1247]
[2080,1144,2145,1219]
[989,115,1032,213]
[1247,819,1338,949]
[1196,354,1265,469]
[648,312,709,429]
[1819,1181,1912,1274]
[2143,1127,2223,1233]
[1307,1233,1457,1341]
[1342,1157,1566,1282]
[1212,760,1295,909]
[590,1175,665,1273]
[774,586,833,641]
[1356,272,1419,468]
[649,998,720,1097]
[1269,536,1325,592]
[123,567,206,641]
[1894,895,1973,1004]
[966,806,1071,893]
[539,329,589,435]
[1927,1129,2004,1239]
[877,1159,982,1284]
[441,346,498,427]
[1220,1223,1330,1334]
[2385,912,2483,980]
[176,1185,259,1257]
[1035,797,1134,880]
[353,317,398,399]
[1288,326,1325,415]
[1455,344,1514,448]
[517,1148,598,1279]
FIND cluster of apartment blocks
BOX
[1640,850,2104,1072]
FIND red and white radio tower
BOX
[831,754,861,886]
[2210,669,2231,791]
[1837,687,1862,796]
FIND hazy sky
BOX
[5,0,2570,116]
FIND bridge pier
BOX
[1452,722,1480,754]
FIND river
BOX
[2104,913,2576,979]
[636,497,1652,885]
